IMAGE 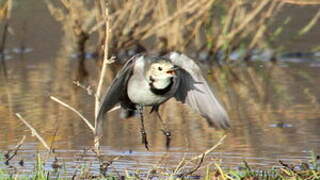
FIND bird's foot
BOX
[161,129,171,149]
[140,129,149,150]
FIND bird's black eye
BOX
[158,67,162,71]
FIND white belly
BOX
[127,77,169,106]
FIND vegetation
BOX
[1,0,320,179]
[41,0,320,61]
[1,151,319,179]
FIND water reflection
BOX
[1,1,320,176]
[1,45,320,175]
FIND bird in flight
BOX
[96,52,230,149]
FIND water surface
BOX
[0,0,320,177]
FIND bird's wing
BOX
[168,52,230,129]
[95,55,138,136]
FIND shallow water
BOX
[1,0,320,177]
[1,49,320,176]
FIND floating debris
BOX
[0,53,13,61]
[70,52,98,60]
[269,122,293,128]
[11,47,33,54]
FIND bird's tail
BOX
[120,108,136,119]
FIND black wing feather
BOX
[95,55,138,136]
[168,52,230,129]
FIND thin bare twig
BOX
[94,0,113,150]
[177,154,205,177]
[173,156,188,175]
[15,113,50,151]
[174,135,227,175]
[73,81,95,96]
[191,135,227,161]
[95,1,112,118]
[50,96,95,132]
[5,136,26,165]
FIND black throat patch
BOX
[149,76,174,95]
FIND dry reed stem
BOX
[5,136,26,164]
[0,0,12,20]
[108,0,217,50]
[174,135,227,175]
[215,163,227,180]
[299,9,320,35]
[43,0,65,22]
[217,0,272,49]
[180,154,205,177]
[111,1,155,48]
[15,113,50,151]
[44,0,95,44]
[191,135,226,161]
[95,1,111,118]
[88,20,105,34]
[279,0,320,5]
[173,156,188,175]
[141,0,198,40]
[50,96,95,132]
[248,0,281,49]
[222,3,237,36]
[43,0,305,60]
[94,0,112,151]
[14,136,26,150]
[0,0,12,56]
[185,0,216,26]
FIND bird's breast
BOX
[127,76,173,106]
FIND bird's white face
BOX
[148,61,175,79]
[147,61,176,89]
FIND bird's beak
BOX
[167,67,178,75]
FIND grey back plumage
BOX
[168,52,230,129]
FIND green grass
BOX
[205,152,320,180]
[1,151,320,180]
[208,160,320,180]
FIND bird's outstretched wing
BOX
[168,52,230,129]
[95,55,138,136]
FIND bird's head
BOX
[146,60,177,89]
[147,60,176,80]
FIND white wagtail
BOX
[96,52,230,149]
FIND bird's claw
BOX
[161,129,171,149]
[140,129,149,150]
[161,129,171,138]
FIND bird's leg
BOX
[138,105,149,150]
[155,111,171,149]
